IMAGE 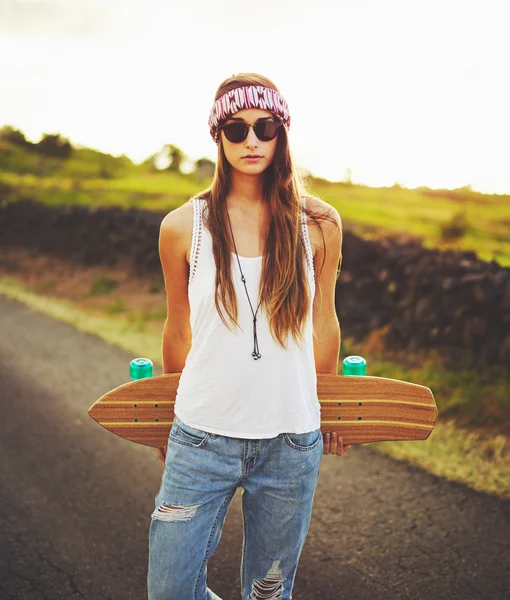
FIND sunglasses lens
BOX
[222,123,247,143]
[254,121,280,141]
[221,120,282,143]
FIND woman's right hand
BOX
[156,446,167,464]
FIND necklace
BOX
[225,206,264,360]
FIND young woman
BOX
[148,73,351,600]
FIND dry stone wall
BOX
[338,231,509,369]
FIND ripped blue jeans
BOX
[147,415,323,600]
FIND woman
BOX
[148,72,351,600]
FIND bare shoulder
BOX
[303,196,342,258]
[160,198,195,264]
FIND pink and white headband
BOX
[208,85,291,144]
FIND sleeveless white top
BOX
[174,196,320,438]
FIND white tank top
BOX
[174,196,320,438]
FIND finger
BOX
[323,432,330,455]
[330,431,338,454]
[340,442,352,456]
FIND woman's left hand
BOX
[322,432,352,456]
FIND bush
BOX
[440,211,470,241]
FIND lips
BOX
[243,155,261,158]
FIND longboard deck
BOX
[88,373,438,448]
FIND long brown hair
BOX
[192,72,340,350]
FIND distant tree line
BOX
[0,126,73,158]
[0,124,218,181]
[141,144,215,181]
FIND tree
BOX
[36,133,73,158]
[0,125,29,147]
[163,144,184,173]
[195,157,215,183]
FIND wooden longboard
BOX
[88,373,438,448]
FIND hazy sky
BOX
[1,0,509,193]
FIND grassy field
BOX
[1,170,509,266]
[308,181,510,266]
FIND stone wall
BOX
[338,232,509,369]
[1,198,508,369]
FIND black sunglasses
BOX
[219,120,283,143]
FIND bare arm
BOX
[158,209,192,374]
[312,206,343,375]
[155,209,193,463]
[312,206,351,456]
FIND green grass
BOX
[104,298,127,314]
[307,182,510,265]
[88,275,119,296]
[0,170,200,210]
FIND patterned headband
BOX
[208,85,291,144]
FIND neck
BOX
[227,170,266,212]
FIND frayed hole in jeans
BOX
[151,503,201,522]
[247,559,284,599]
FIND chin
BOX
[237,162,267,175]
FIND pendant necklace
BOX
[225,206,265,361]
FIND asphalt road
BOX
[1,293,509,600]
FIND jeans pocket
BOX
[284,428,322,451]
[169,417,210,448]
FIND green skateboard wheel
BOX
[342,355,367,376]
[130,357,153,380]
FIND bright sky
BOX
[1,0,509,193]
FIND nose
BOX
[245,125,259,149]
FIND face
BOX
[220,108,279,175]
